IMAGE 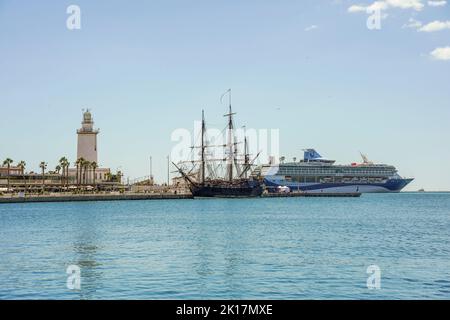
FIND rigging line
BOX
[186,163,198,176]
[208,124,228,138]
[239,151,262,178]
[220,88,231,105]
[191,128,202,149]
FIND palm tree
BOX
[17,161,26,193]
[279,156,285,164]
[17,161,26,175]
[75,159,79,186]
[55,165,62,189]
[63,158,70,187]
[91,161,98,187]
[39,161,47,192]
[75,158,84,186]
[59,157,68,187]
[117,170,123,184]
[293,157,297,163]
[3,158,13,191]
[83,160,90,185]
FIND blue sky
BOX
[0,0,449,190]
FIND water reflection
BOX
[190,203,248,297]
[70,205,103,300]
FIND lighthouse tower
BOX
[68,109,111,185]
[77,109,99,163]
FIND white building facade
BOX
[68,110,112,185]
[77,109,98,163]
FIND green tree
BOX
[75,158,84,186]
[17,161,26,193]
[39,161,47,192]
[91,161,98,187]
[2,158,13,191]
[55,165,62,189]
[59,157,69,187]
[83,160,90,185]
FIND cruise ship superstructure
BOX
[260,149,413,193]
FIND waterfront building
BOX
[0,167,67,192]
[0,166,22,176]
[171,175,194,193]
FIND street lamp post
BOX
[150,156,153,185]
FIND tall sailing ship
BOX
[173,91,263,198]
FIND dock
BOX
[0,191,362,204]
[0,193,193,204]
[262,192,361,198]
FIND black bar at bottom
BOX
[0,300,447,318]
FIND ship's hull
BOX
[190,181,263,198]
[264,177,413,193]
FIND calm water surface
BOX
[0,193,449,299]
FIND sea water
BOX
[0,193,449,299]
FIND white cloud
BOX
[348,0,424,13]
[428,1,447,6]
[402,18,423,28]
[368,1,390,11]
[419,20,450,32]
[304,25,318,31]
[348,5,367,12]
[430,46,450,60]
[386,0,424,10]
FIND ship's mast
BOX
[201,110,206,184]
[244,135,249,179]
[227,107,233,182]
[224,89,235,182]
[241,125,249,179]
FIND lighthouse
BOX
[67,109,112,186]
[77,109,99,163]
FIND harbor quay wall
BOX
[0,193,193,204]
[0,191,361,204]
